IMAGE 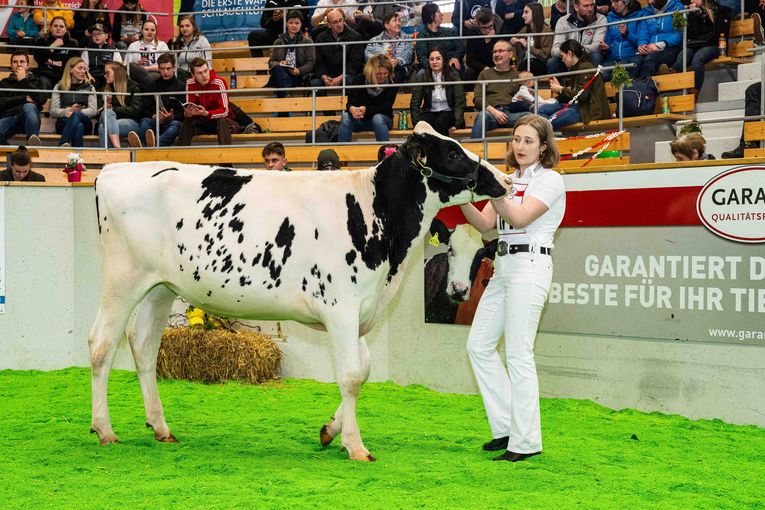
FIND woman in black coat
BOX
[410,47,466,136]
[33,16,80,90]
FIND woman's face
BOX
[375,66,390,83]
[522,6,533,25]
[104,66,115,84]
[11,163,31,181]
[71,61,87,81]
[179,19,194,37]
[142,22,156,42]
[432,8,442,26]
[287,17,301,35]
[561,50,577,68]
[50,20,67,38]
[512,124,544,169]
[428,51,444,73]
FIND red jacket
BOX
[186,69,235,121]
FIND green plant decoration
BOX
[678,122,702,136]
[610,63,633,90]
[672,11,687,31]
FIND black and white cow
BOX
[89,122,509,461]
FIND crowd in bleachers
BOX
[0,0,763,151]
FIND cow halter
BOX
[412,155,480,193]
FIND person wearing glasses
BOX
[471,40,528,139]
[464,7,505,82]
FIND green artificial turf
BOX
[0,368,763,509]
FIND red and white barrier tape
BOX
[549,65,603,123]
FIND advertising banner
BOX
[424,164,765,346]
[196,0,263,42]
[0,187,5,314]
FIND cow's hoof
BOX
[349,451,376,462]
[155,433,179,443]
[320,425,334,447]
[98,435,119,446]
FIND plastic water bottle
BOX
[718,34,727,57]
[230,68,237,89]
[662,96,670,114]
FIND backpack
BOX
[305,120,340,143]
[618,77,659,117]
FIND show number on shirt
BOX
[498,183,527,235]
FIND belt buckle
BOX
[497,241,507,256]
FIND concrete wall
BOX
[1,186,764,427]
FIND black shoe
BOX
[753,13,764,46]
[492,450,541,462]
[721,145,744,159]
[482,436,509,451]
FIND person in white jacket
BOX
[124,18,168,90]
[547,0,606,74]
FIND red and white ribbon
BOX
[549,65,604,123]
[559,129,626,167]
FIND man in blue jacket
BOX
[636,0,682,78]
[600,0,645,78]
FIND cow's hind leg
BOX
[320,336,371,447]
[90,292,149,445]
[126,285,178,443]
[326,320,374,461]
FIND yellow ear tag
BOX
[428,233,440,246]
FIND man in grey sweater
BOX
[471,40,528,139]
[547,0,606,74]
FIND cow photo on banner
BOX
[425,164,765,347]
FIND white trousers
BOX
[466,251,552,454]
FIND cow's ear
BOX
[402,133,427,164]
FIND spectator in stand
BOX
[411,47,466,136]
[746,0,765,46]
[722,83,761,158]
[262,142,292,171]
[312,9,364,93]
[550,0,572,30]
[127,53,184,148]
[338,54,398,142]
[177,57,240,147]
[0,147,45,182]
[6,0,40,48]
[317,148,341,169]
[50,57,97,147]
[71,0,111,47]
[112,0,148,50]
[671,132,715,160]
[124,19,169,91]
[498,0,531,35]
[601,0,645,79]
[510,2,554,76]
[312,0,383,41]
[33,16,80,90]
[416,3,465,72]
[464,7,504,82]
[248,0,306,57]
[453,0,495,33]
[636,0,683,78]
[549,0,606,74]
[471,40,527,139]
[596,0,612,14]
[82,23,121,90]
[670,0,730,91]
[364,11,414,83]
[0,50,46,146]
[97,61,142,148]
[33,0,74,32]
[170,15,212,82]
[269,10,315,98]
[538,40,610,129]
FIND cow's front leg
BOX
[320,336,371,448]
[127,285,178,443]
[327,322,375,461]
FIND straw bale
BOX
[158,327,282,384]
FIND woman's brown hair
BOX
[10,146,32,167]
[506,114,560,169]
[670,132,707,159]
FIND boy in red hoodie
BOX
[177,57,239,146]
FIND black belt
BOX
[497,241,551,256]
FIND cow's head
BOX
[401,122,510,205]
[445,224,484,302]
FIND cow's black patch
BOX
[197,168,253,220]
[240,276,252,286]
[193,269,201,281]
[238,233,244,244]
[327,274,332,283]
[252,253,262,266]
[196,219,203,230]
[229,217,244,232]
[176,218,184,230]
[207,290,212,297]
[151,167,179,178]
[95,193,102,234]
[345,250,356,265]
[275,218,295,265]
[233,203,245,216]
[221,254,233,273]
[179,264,183,272]
[239,253,247,264]
[302,278,307,291]
[178,243,186,255]
[314,228,319,240]
[351,275,357,284]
